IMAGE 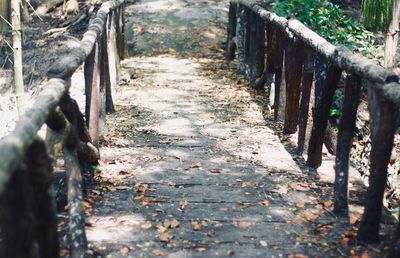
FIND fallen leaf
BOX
[259,200,270,206]
[152,249,165,256]
[289,183,310,192]
[238,221,252,229]
[209,169,222,174]
[104,185,117,192]
[191,221,201,231]
[59,249,70,257]
[260,240,268,247]
[135,183,149,193]
[361,252,370,258]
[120,245,131,255]
[159,232,171,243]
[141,223,152,229]
[339,237,350,246]
[296,202,305,208]
[288,255,308,258]
[350,215,360,225]
[170,219,180,228]
[195,247,206,252]
[115,186,131,190]
[180,199,188,209]
[227,249,235,256]
[207,231,214,237]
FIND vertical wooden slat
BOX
[251,14,265,90]
[27,138,59,258]
[105,13,116,113]
[297,47,314,154]
[273,29,285,121]
[358,85,397,242]
[85,39,101,147]
[63,146,88,257]
[236,4,246,75]
[0,167,37,258]
[283,38,304,134]
[265,23,276,103]
[226,2,237,61]
[333,74,361,216]
[306,60,342,168]
[99,32,107,135]
[117,4,127,60]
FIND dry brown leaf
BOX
[361,251,370,258]
[120,245,131,255]
[209,169,222,174]
[289,183,310,192]
[152,249,165,256]
[288,255,308,258]
[159,232,171,243]
[339,237,350,246]
[180,199,188,210]
[104,185,117,192]
[227,249,235,256]
[207,231,214,237]
[157,224,168,233]
[140,223,152,229]
[170,219,180,228]
[135,183,149,193]
[195,247,206,252]
[191,221,201,231]
[238,221,252,229]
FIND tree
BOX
[11,0,26,115]
[362,0,400,68]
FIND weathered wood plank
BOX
[63,146,88,257]
[273,29,285,121]
[283,38,304,134]
[0,166,37,258]
[250,14,266,90]
[358,86,397,242]
[306,60,342,168]
[333,74,361,217]
[226,3,237,61]
[297,47,314,154]
[26,138,59,258]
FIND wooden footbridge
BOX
[0,0,399,257]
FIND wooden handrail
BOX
[228,0,400,254]
[0,1,126,257]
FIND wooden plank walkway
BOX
[82,0,396,257]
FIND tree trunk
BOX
[383,0,399,68]
[11,0,26,115]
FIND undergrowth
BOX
[272,0,376,56]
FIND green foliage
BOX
[362,0,392,31]
[272,0,375,54]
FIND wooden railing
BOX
[227,0,400,254]
[0,1,126,257]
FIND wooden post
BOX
[84,40,100,147]
[283,38,304,134]
[226,2,237,61]
[306,59,342,168]
[99,31,107,135]
[358,85,397,243]
[236,4,246,75]
[265,23,276,103]
[0,167,37,258]
[26,138,59,258]
[250,14,265,90]
[243,6,251,78]
[273,29,285,121]
[333,74,361,217]
[63,146,88,257]
[297,47,314,154]
[108,10,120,94]
[117,4,127,60]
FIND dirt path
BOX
[84,1,395,257]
